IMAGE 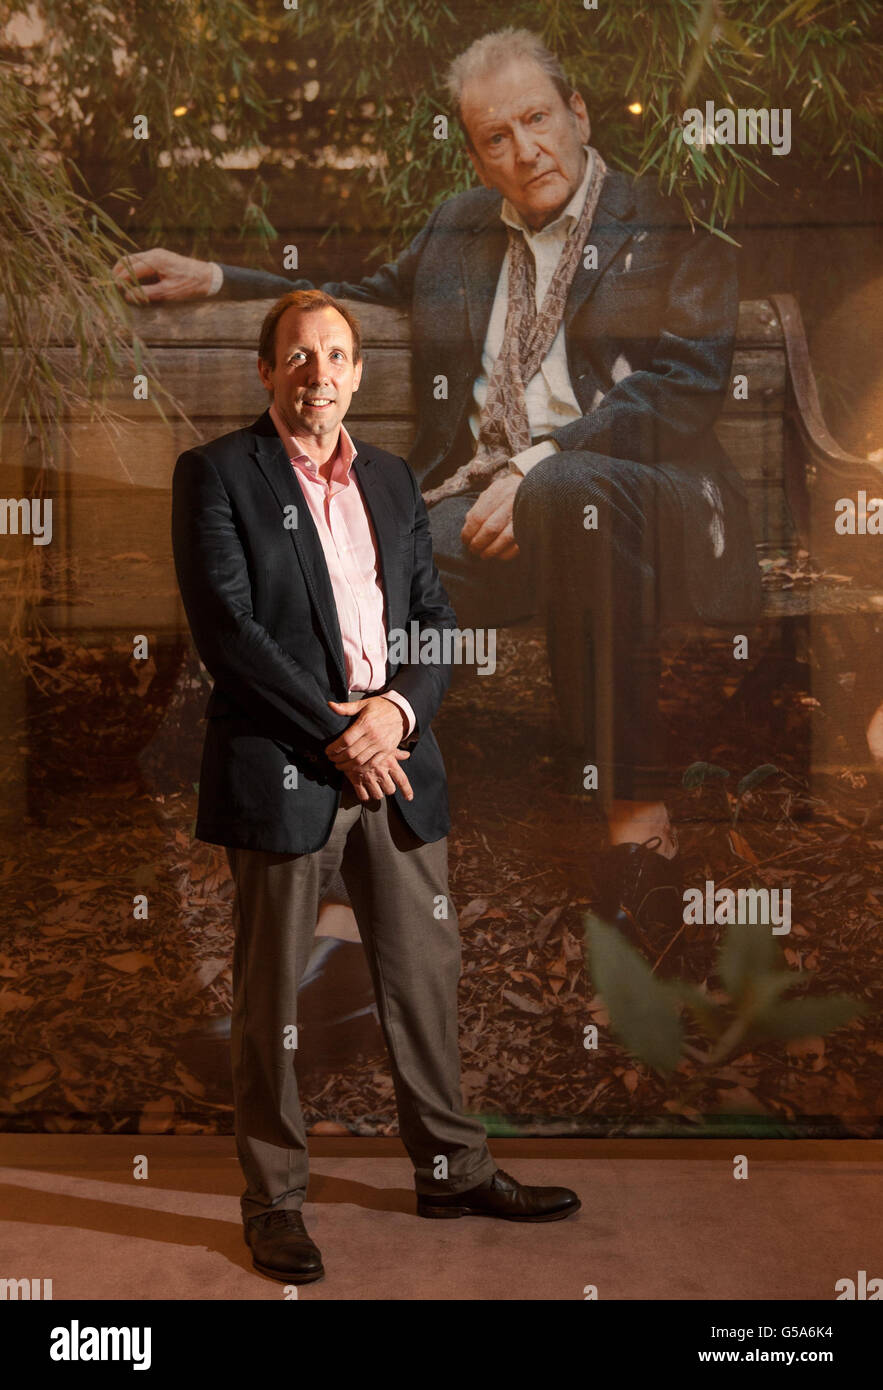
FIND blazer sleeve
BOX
[171,448,351,750]
[381,461,458,740]
[215,202,444,306]
[549,227,739,464]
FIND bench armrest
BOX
[771,292,883,485]
[769,294,883,551]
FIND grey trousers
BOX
[225,781,496,1222]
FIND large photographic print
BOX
[1,0,882,1311]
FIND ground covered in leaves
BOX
[1,610,881,1138]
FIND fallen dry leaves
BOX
[0,621,880,1138]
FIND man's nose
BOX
[512,124,541,163]
[306,357,332,383]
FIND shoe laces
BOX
[254,1208,305,1231]
[641,827,679,856]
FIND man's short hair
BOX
[258,289,363,368]
[445,28,575,142]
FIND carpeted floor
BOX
[1,1136,880,1300]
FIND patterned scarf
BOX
[423,148,607,507]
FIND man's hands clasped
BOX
[325,696,414,803]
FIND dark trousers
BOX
[428,448,696,803]
[225,781,495,1222]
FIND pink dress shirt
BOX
[269,405,416,739]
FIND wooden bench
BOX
[2,295,881,776]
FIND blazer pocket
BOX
[607,261,670,286]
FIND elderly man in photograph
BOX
[171,289,580,1283]
[129,27,762,941]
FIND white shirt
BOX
[468,147,597,475]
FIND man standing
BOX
[130,27,763,940]
[171,289,580,1283]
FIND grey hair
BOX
[445,28,574,134]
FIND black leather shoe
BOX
[416,1168,580,1222]
[244,1209,324,1283]
[594,835,684,947]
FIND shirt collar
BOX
[500,145,594,239]
[269,403,357,484]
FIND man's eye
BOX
[530,111,546,124]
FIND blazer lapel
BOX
[564,169,636,328]
[249,413,408,691]
[459,205,508,358]
[250,412,348,691]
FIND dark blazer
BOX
[171,411,456,854]
[220,167,762,626]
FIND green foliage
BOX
[471,1112,522,1137]
[4,0,882,271]
[736,763,780,795]
[586,917,684,1073]
[682,758,782,825]
[585,911,867,1087]
[717,909,783,997]
[291,0,883,251]
[0,49,196,656]
[1,0,282,512]
[682,760,731,787]
[1,0,278,503]
[0,69,144,455]
[2,0,276,249]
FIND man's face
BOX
[461,58,590,231]
[258,304,362,449]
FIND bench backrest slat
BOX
[0,298,793,633]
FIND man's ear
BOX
[568,89,590,144]
[352,358,363,392]
[257,356,273,393]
